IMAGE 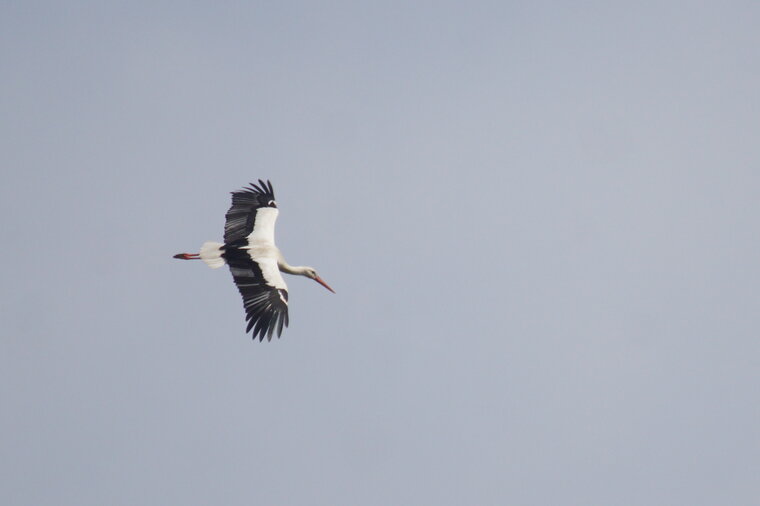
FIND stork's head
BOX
[303,267,335,293]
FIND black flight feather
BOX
[223,180,276,244]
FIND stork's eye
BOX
[268,200,277,208]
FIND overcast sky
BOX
[2,2,759,505]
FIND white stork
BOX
[174,180,334,341]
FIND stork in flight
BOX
[174,180,334,341]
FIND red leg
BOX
[173,253,201,260]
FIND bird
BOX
[173,180,334,341]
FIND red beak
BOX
[314,275,335,293]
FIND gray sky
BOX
[2,2,759,505]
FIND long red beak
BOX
[314,276,335,293]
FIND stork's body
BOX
[174,180,334,341]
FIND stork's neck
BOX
[278,259,309,276]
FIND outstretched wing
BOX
[226,250,289,341]
[224,180,277,244]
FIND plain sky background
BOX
[2,2,759,505]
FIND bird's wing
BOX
[227,252,289,341]
[224,180,277,244]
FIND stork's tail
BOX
[173,242,226,269]
[199,241,226,268]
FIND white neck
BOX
[278,260,311,277]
